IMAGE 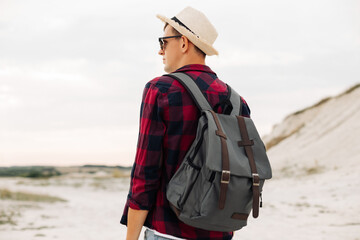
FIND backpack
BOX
[165,72,272,232]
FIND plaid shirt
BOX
[121,64,250,239]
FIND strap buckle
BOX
[221,170,231,184]
[252,173,260,186]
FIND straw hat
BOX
[156,6,219,56]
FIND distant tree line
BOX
[82,165,132,170]
[0,166,61,178]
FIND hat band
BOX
[171,17,197,36]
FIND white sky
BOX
[1,0,359,166]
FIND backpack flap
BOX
[205,110,272,180]
[203,110,272,218]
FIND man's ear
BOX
[180,36,189,53]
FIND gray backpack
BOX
[166,72,272,232]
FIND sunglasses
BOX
[158,35,182,50]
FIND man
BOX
[121,6,250,240]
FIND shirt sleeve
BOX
[126,82,166,211]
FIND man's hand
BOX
[126,208,149,240]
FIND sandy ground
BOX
[0,175,131,240]
[236,167,360,240]
[1,169,359,240]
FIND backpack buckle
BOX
[252,173,260,186]
[221,170,231,184]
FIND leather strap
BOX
[231,213,249,221]
[209,110,230,210]
[237,116,260,218]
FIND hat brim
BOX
[156,14,218,56]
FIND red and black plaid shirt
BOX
[121,64,250,239]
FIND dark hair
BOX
[164,23,206,57]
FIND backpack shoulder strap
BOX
[167,72,212,112]
[227,85,242,116]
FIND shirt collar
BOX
[174,64,216,75]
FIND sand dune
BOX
[241,84,360,240]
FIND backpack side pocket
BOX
[167,160,201,212]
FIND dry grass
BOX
[292,97,332,116]
[302,160,323,176]
[278,160,324,178]
[338,83,360,97]
[0,188,66,203]
[304,166,322,175]
[21,225,55,230]
[112,169,131,178]
[285,83,359,119]
[303,165,322,175]
[0,209,19,225]
[34,233,46,237]
[266,124,305,150]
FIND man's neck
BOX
[177,56,206,69]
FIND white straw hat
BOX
[156,6,219,56]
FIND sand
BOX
[1,168,358,240]
[0,176,131,240]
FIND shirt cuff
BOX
[127,198,152,211]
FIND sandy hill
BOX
[235,84,360,240]
[264,84,360,175]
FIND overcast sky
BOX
[1,0,359,166]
